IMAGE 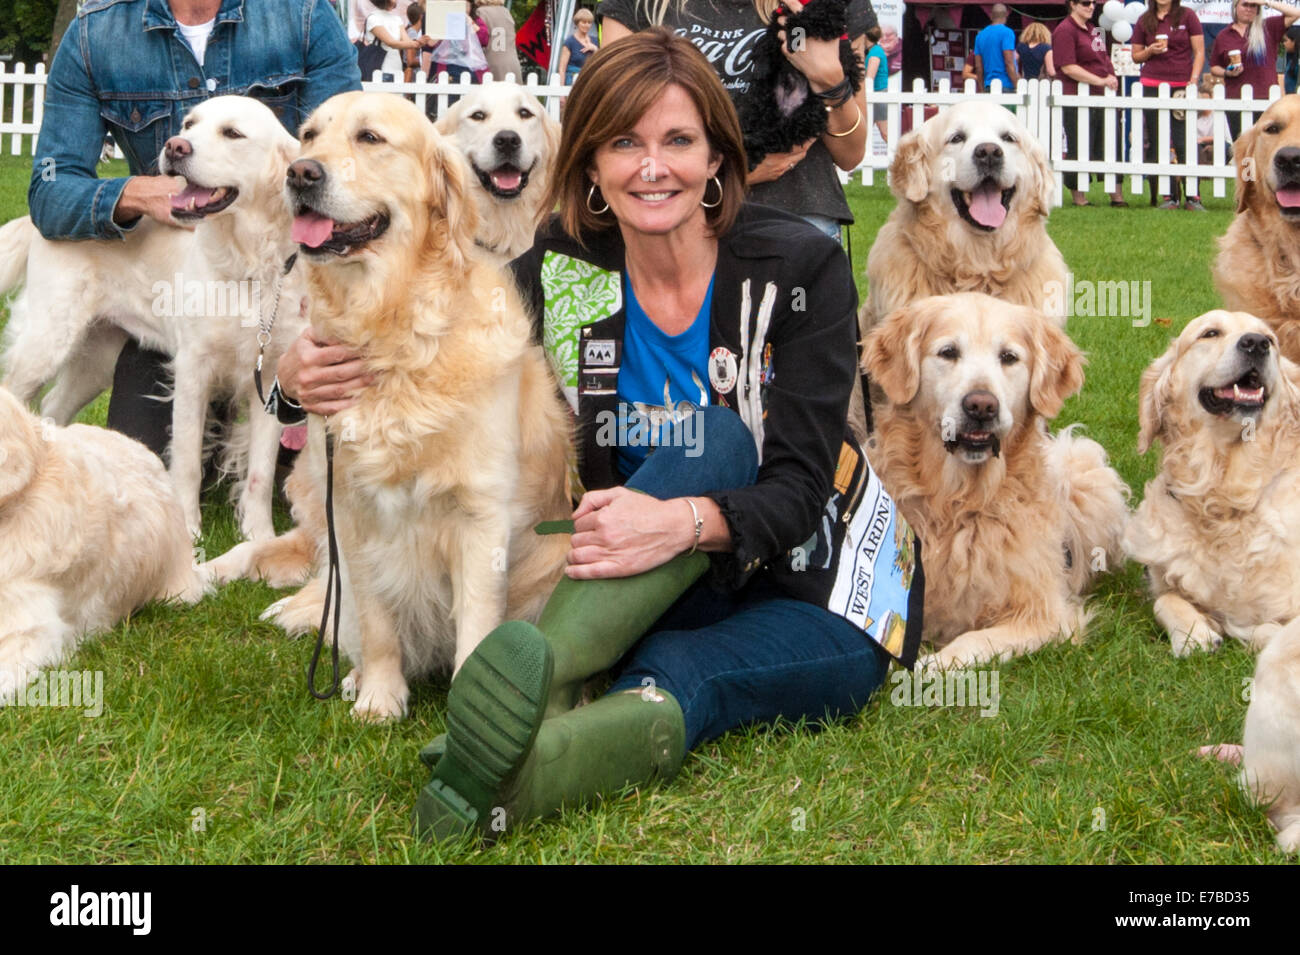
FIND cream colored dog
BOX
[215,92,571,722]
[1199,615,1300,853]
[434,83,560,265]
[864,293,1129,670]
[1125,311,1300,655]
[0,385,206,698]
[0,96,306,541]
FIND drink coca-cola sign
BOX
[676,24,768,94]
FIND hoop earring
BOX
[586,183,609,215]
[700,175,723,209]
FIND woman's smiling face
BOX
[588,83,723,241]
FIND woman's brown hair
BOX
[1140,0,1185,37]
[548,27,748,241]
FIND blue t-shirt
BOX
[866,44,889,91]
[563,34,597,72]
[1016,41,1049,80]
[974,23,1016,90]
[615,273,713,477]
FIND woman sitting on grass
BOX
[409,29,923,842]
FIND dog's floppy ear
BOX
[864,302,929,404]
[423,130,480,272]
[1234,121,1259,214]
[1137,345,1177,454]
[1027,313,1085,420]
[265,127,300,199]
[433,97,464,137]
[1025,135,1057,216]
[890,127,934,203]
[0,387,42,508]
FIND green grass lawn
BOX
[0,154,1280,864]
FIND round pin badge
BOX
[709,346,738,394]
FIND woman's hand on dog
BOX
[276,327,374,416]
[776,0,848,92]
[566,486,728,579]
[748,138,815,185]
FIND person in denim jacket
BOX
[27,0,360,456]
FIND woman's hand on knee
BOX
[276,327,373,417]
[566,487,697,579]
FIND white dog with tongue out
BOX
[0,95,306,542]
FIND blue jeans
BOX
[801,213,843,245]
[607,407,891,750]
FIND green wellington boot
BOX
[417,548,710,771]
[415,681,686,843]
[540,550,709,716]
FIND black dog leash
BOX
[306,428,343,699]
[253,253,298,406]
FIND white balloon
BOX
[1124,2,1145,24]
[1099,12,1117,29]
[1111,19,1134,41]
[1103,0,1125,21]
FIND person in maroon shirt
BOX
[1132,0,1206,209]
[1211,0,1300,139]
[1053,0,1127,205]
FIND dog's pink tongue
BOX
[491,169,523,191]
[969,182,1007,228]
[1277,187,1300,208]
[292,211,336,248]
[170,183,215,211]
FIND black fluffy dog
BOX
[737,0,865,167]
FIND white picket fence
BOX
[1,60,1281,206]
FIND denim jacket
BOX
[28,0,361,240]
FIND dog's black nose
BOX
[493,130,521,153]
[286,158,325,190]
[164,136,192,163]
[1274,147,1300,178]
[962,390,999,423]
[1237,333,1271,357]
[973,142,1004,166]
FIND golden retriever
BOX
[211,91,571,722]
[1214,95,1300,364]
[434,84,560,266]
[1124,311,1300,656]
[1199,614,1300,853]
[864,293,1129,670]
[0,96,307,541]
[0,385,205,698]
[859,100,1067,335]
[853,100,1068,439]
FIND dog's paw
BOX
[202,541,255,585]
[1170,619,1222,657]
[259,589,326,638]
[350,672,409,723]
[1276,819,1300,854]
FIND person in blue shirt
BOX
[973,4,1021,91]
[864,26,890,141]
[27,0,360,458]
